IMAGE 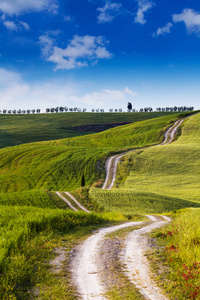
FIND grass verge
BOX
[149,208,200,299]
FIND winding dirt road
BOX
[70,119,185,299]
[103,118,185,190]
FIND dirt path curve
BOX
[161,119,184,145]
[71,216,170,300]
[56,191,78,211]
[103,118,185,190]
[121,215,170,300]
[56,191,90,212]
[64,192,90,213]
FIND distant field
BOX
[0,111,178,148]
[118,113,200,203]
[0,113,182,193]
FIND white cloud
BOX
[0,68,29,108]
[97,2,122,23]
[79,87,137,107]
[172,8,200,34]
[39,34,113,70]
[3,20,18,31]
[153,22,173,37]
[124,87,137,97]
[0,68,137,111]
[0,0,58,16]
[135,0,154,25]
[39,35,55,57]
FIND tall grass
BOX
[0,206,107,272]
[154,208,200,299]
[0,205,124,299]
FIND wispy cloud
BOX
[153,22,173,37]
[63,15,74,22]
[19,21,30,30]
[2,19,30,31]
[39,34,113,70]
[135,0,154,25]
[172,8,200,34]
[97,2,123,23]
[0,0,59,16]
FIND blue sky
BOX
[0,0,200,112]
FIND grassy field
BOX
[152,208,200,299]
[0,205,115,299]
[0,113,183,193]
[0,190,69,209]
[0,111,178,148]
[117,113,200,203]
[89,188,200,214]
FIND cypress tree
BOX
[81,173,85,187]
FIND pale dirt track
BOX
[121,216,170,300]
[56,191,90,213]
[64,192,90,213]
[71,216,170,300]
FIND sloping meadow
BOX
[0,114,181,193]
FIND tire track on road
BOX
[71,216,170,300]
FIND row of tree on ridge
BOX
[0,105,194,114]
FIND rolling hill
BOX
[0,113,183,193]
[0,111,179,148]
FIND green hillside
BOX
[0,190,69,209]
[0,113,182,193]
[0,111,199,299]
[117,113,200,203]
[0,111,178,148]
